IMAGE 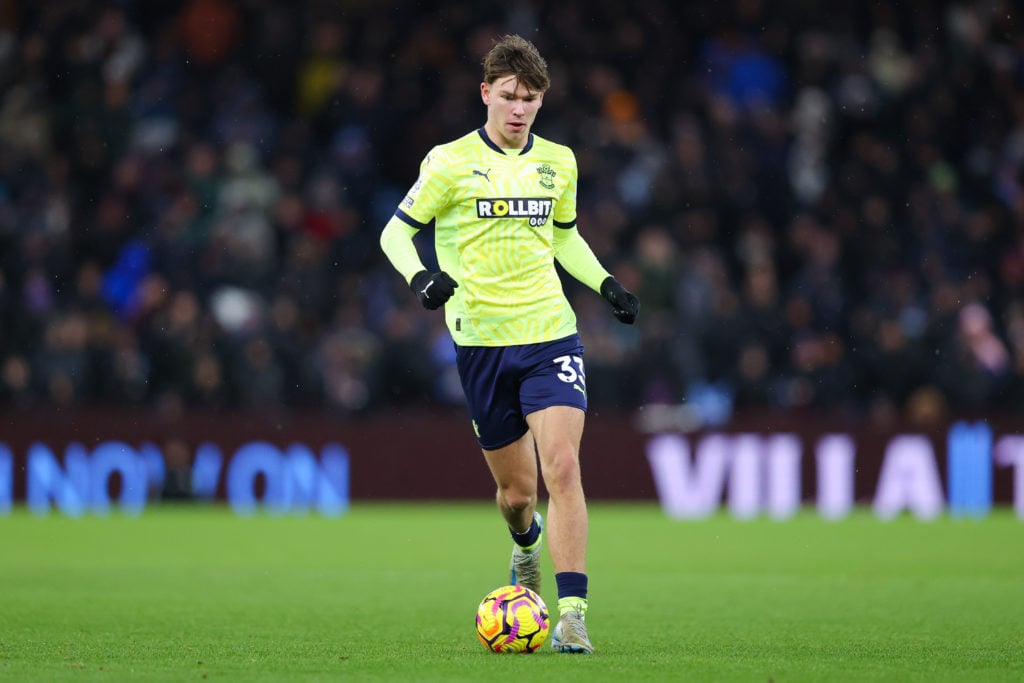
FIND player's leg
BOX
[482,431,539,540]
[525,405,586,575]
[455,342,545,594]
[524,404,594,653]
[517,333,594,653]
[482,435,544,593]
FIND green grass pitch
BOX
[0,503,1021,682]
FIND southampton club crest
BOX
[536,163,556,190]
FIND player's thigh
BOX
[525,405,585,467]
[482,431,538,495]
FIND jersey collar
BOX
[477,127,534,155]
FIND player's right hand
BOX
[410,270,458,310]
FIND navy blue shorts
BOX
[455,334,588,450]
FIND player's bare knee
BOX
[498,487,535,516]
[540,452,581,494]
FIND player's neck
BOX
[482,123,527,151]
[480,126,532,156]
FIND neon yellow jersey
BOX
[396,128,580,346]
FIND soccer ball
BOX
[475,584,550,653]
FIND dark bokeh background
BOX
[1,0,1022,428]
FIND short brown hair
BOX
[482,34,550,92]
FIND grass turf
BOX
[0,503,1021,682]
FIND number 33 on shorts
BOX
[553,355,586,399]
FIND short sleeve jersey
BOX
[396,128,579,347]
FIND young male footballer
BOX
[379,34,639,654]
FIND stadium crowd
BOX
[0,0,1022,424]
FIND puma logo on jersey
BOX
[472,168,491,182]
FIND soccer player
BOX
[379,34,639,654]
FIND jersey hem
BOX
[450,331,579,349]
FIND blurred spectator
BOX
[179,0,240,68]
[0,0,1023,425]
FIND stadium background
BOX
[0,0,1022,512]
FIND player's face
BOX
[481,75,544,149]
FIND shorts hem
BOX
[522,402,587,418]
[479,427,530,452]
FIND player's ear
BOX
[480,82,490,105]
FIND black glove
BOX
[410,270,458,310]
[600,276,640,324]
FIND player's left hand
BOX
[600,276,640,324]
